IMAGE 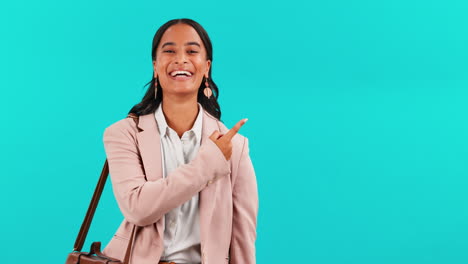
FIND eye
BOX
[163,50,174,53]
[188,50,199,53]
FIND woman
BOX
[101,18,258,264]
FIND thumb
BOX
[209,130,220,141]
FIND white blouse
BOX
[154,102,204,264]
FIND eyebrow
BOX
[161,42,201,49]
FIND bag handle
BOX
[72,113,140,264]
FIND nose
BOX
[174,51,188,64]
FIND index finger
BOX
[223,118,248,141]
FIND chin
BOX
[169,85,198,94]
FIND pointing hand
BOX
[209,118,248,161]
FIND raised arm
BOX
[229,137,259,264]
[103,122,230,227]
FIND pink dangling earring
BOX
[203,77,212,99]
[154,78,158,99]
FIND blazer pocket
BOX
[114,233,130,241]
[103,233,130,262]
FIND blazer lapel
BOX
[136,113,163,182]
[199,110,224,248]
[133,112,165,239]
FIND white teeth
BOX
[170,70,192,77]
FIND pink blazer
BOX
[101,108,258,264]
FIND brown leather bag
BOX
[65,114,140,264]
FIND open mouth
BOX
[169,70,193,81]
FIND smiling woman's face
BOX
[153,23,211,97]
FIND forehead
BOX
[158,24,204,48]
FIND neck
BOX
[161,95,200,138]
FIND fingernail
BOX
[244,118,248,123]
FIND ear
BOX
[205,60,211,78]
[152,61,157,78]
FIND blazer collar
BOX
[154,102,204,144]
[135,105,222,181]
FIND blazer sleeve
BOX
[103,120,231,227]
[229,137,259,264]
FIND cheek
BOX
[194,60,208,72]
[155,63,167,76]
[154,57,168,70]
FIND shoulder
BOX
[103,116,139,142]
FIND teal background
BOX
[1,0,467,263]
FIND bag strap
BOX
[72,113,140,264]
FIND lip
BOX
[168,69,194,81]
[168,73,193,81]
